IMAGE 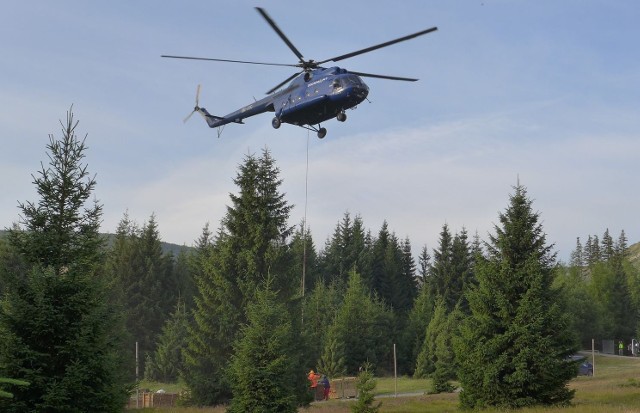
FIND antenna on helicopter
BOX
[183,84,201,123]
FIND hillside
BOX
[0,230,192,257]
[628,242,640,269]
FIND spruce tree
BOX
[429,224,454,308]
[0,108,128,412]
[182,227,237,405]
[227,278,303,413]
[326,271,392,374]
[414,298,446,378]
[407,283,434,377]
[147,298,189,382]
[417,245,431,286]
[455,185,577,409]
[105,213,177,370]
[319,212,369,286]
[183,149,296,406]
[351,364,381,413]
[601,229,614,262]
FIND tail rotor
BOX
[183,84,201,123]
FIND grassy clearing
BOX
[131,354,640,412]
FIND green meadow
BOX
[134,353,640,412]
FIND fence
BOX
[330,377,357,399]
[127,392,178,409]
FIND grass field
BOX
[134,353,640,412]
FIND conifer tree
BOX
[351,363,381,413]
[182,227,236,405]
[183,149,296,406]
[302,281,342,371]
[326,271,392,374]
[227,279,304,413]
[288,223,319,295]
[615,230,628,258]
[407,283,434,377]
[147,298,189,382]
[414,298,447,378]
[601,229,614,262]
[0,108,128,412]
[319,213,369,286]
[317,328,347,379]
[429,224,454,307]
[570,237,584,268]
[455,185,577,409]
[417,245,431,286]
[106,213,177,368]
[450,228,474,313]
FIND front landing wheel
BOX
[272,117,281,129]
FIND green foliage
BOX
[146,299,190,382]
[302,281,343,373]
[183,149,297,406]
[104,211,187,382]
[407,284,434,377]
[455,185,578,410]
[317,329,347,379]
[227,279,304,413]
[0,108,129,412]
[319,212,370,286]
[429,308,460,394]
[351,363,381,413]
[415,299,446,379]
[182,227,236,405]
[0,378,29,399]
[8,110,103,275]
[326,271,393,374]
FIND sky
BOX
[1,1,638,262]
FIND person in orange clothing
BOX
[308,370,319,388]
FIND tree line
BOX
[1,109,638,411]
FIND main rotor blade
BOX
[266,72,301,95]
[255,7,305,62]
[318,26,438,64]
[348,71,418,82]
[161,55,297,68]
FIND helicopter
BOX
[162,7,437,139]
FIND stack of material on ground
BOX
[331,377,357,399]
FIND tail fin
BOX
[197,108,225,128]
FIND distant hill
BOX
[628,242,640,269]
[0,230,193,257]
[101,233,194,257]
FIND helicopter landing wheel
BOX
[272,117,281,129]
[337,111,347,122]
[317,127,327,139]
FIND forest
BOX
[1,110,639,412]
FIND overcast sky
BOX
[1,1,638,261]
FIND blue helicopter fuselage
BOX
[273,67,369,126]
[200,67,369,130]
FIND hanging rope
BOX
[302,129,310,298]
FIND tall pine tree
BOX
[183,149,297,406]
[455,184,577,409]
[0,108,128,412]
[227,278,305,413]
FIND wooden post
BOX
[592,338,596,377]
[136,341,139,408]
[393,343,398,398]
